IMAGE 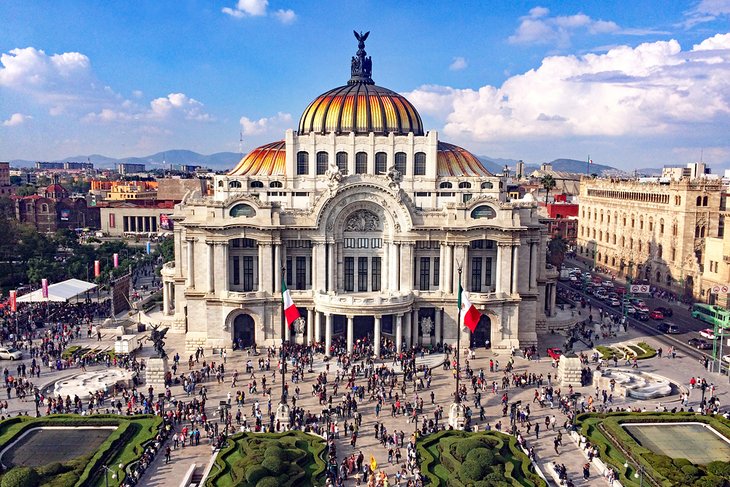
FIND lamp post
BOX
[448,266,466,430]
[101,464,124,487]
[624,461,645,487]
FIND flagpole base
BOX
[274,402,290,431]
[448,402,467,430]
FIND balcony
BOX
[313,291,415,315]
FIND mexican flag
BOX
[282,280,300,328]
[458,283,481,333]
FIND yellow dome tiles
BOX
[437,142,493,177]
[227,141,286,176]
[298,83,424,136]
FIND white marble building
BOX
[160,34,556,354]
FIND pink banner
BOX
[113,253,119,268]
[94,260,101,277]
[9,290,16,312]
[41,278,49,299]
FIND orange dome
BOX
[228,141,285,176]
[298,84,424,136]
[437,142,492,177]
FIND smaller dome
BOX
[437,142,492,177]
[228,141,286,176]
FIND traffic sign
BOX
[711,285,729,294]
[630,284,650,294]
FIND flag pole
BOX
[455,266,462,404]
[280,265,287,405]
[586,155,590,176]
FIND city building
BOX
[107,181,158,200]
[117,163,146,175]
[528,168,582,197]
[98,200,176,237]
[576,176,724,301]
[11,182,99,232]
[662,162,710,180]
[35,161,65,170]
[0,162,10,186]
[545,195,579,246]
[159,34,556,353]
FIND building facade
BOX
[576,177,724,301]
[160,35,556,353]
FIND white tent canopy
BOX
[17,278,97,303]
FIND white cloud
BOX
[85,93,213,123]
[2,113,31,126]
[683,0,730,28]
[406,34,730,144]
[240,112,292,136]
[223,0,295,23]
[449,57,468,71]
[509,7,620,47]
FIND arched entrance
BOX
[470,315,491,349]
[233,314,255,349]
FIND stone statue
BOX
[344,209,379,232]
[386,165,402,191]
[325,160,343,191]
[149,325,169,359]
[420,316,433,335]
[350,30,373,84]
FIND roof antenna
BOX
[239,130,243,158]
[700,148,703,163]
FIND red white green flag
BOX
[458,282,481,333]
[282,280,300,328]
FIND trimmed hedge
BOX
[417,430,546,487]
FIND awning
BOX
[16,278,98,303]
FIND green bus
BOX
[691,303,730,329]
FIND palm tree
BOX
[540,174,556,205]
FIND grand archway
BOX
[470,315,491,348]
[232,314,255,349]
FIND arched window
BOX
[657,244,663,259]
[439,182,453,189]
[659,218,664,235]
[703,196,708,206]
[458,182,472,189]
[656,270,661,282]
[631,216,635,228]
[229,180,242,189]
[639,216,644,230]
[25,203,32,212]
[217,180,224,187]
[621,236,625,247]
[250,181,264,188]
[649,218,653,232]
[375,152,387,174]
[336,152,348,175]
[269,181,282,188]
[697,196,702,206]
[672,222,678,236]
[607,213,611,224]
[316,151,328,175]
[296,151,309,175]
[481,181,493,189]
[470,205,496,219]
[695,225,701,238]
[638,241,642,252]
[229,203,256,217]
[355,152,368,174]
[41,203,48,212]
[394,152,407,175]
[675,195,681,205]
[600,210,604,223]
[414,152,426,176]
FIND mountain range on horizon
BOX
[8,150,668,177]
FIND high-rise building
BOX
[116,163,146,175]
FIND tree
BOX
[540,174,556,206]
[547,236,568,268]
[14,185,37,197]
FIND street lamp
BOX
[101,464,124,487]
[624,461,645,487]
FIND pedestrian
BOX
[554,437,560,455]
[535,423,540,439]
[165,446,171,464]
[583,463,590,480]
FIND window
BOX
[344,257,354,292]
[703,196,708,206]
[250,181,264,188]
[269,181,282,188]
[109,213,116,228]
[657,244,663,259]
[296,151,309,175]
[471,257,482,292]
[233,256,240,285]
[719,215,725,238]
[316,152,328,175]
[395,152,407,175]
[296,256,306,290]
[697,196,702,206]
[229,204,256,217]
[439,182,453,189]
[371,257,381,291]
[286,257,292,286]
[355,152,368,174]
[414,152,426,176]
[485,258,492,288]
[459,182,472,189]
[41,203,48,212]
[242,256,254,291]
[375,152,387,174]
[358,257,368,291]
[470,205,496,219]
[229,180,242,188]
[660,218,665,235]
[336,152,348,174]
[433,257,440,287]
[420,257,430,291]
[481,182,494,189]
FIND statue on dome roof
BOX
[350,30,374,85]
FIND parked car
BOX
[547,348,563,361]
[654,306,673,317]
[0,347,22,360]
[625,305,636,315]
[700,329,716,340]
[609,298,621,307]
[649,310,664,320]
[635,311,649,321]
[657,322,680,334]
[688,338,712,350]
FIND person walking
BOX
[583,463,590,480]
[165,446,171,464]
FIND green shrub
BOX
[707,461,730,479]
[256,477,279,487]
[36,462,65,476]
[245,465,269,484]
[261,455,283,475]
[459,460,486,482]
[264,445,285,459]
[1,467,40,487]
[454,438,484,462]
[681,464,700,477]
[465,447,495,467]
[694,475,728,487]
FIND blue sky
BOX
[1,0,729,171]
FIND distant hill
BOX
[10,150,243,171]
[523,158,621,176]
[476,156,516,174]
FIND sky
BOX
[1,0,729,171]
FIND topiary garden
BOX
[205,431,327,486]
[417,430,547,487]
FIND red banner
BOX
[9,290,16,312]
[113,253,119,268]
[41,278,48,299]
[94,260,101,277]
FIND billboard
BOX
[60,209,70,221]
[111,273,132,315]
[160,213,173,231]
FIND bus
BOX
[691,303,730,330]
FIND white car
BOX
[625,305,636,315]
[0,347,22,360]
[700,329,716,340]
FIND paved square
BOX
[623,423,730,464]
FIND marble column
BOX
[207,241,215,293]
[314,243,326,292]
[214,242,229,294]
[257,244,265,292]
[389,243,400,291]
[529,242,538,290]
[262,244,273,293]
[274,243,282,293]
[395,314,403,353]
[399,243,414,292]
[439,243,446,291]
[325,313,333,356]
[174,231,183,277]
[511,244,520,295]
[162,282,170,316]
[374,315,382,357]
[186,239,195,289]
[434,308,442,345]
[382,242,389,292]
[347,315,354,353]
[445,244,454,294]
[499,244,512,295]
[327,243,335,292]
[403,312,411,349]
[412,309,419,346]
[307,309,314,346]
[314,311,322,344]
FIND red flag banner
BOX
[94,260,101,277]
[113,253,119,268]
[9,290,16,312]
[41,278,49,299]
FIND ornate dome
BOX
[297,31,424,136]
[227,140,285,176]
[437,142,493,177]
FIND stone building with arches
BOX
[160,34,555,353]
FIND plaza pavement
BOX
[2,303,727,487]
